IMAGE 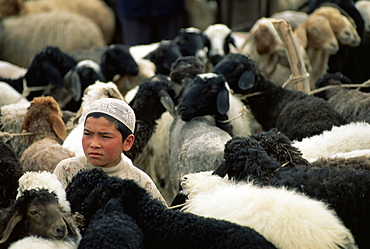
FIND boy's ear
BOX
[122,134,135,152]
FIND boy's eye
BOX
[83,132,91,136]
[102,135,112,139]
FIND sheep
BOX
[15,0,115,44]
[0,46,77,102]
[0,102,31,158]
[8,235,78,249]
[0,189,81,249]
[0,82,29,107]
[0,10,105,68]
[78,197,144,249]
[292,121,370,162]
[314,72,370,124]
[168,115,232,195]
[124,75,179,163]
[16,171,71,213]
[177,73,262,137]
[69,170,278,249]
[143,40,183,75]
[20,96,75,173]
[239,17,311,90]
[216,134,370,249]
[294,11,340,88]
[60,60,106,112]
[270,10,308,29]
[0,60,26,79]
[62,81,124,157]
[311,155,370,170]
[212,53,344,141]
[0,140,22,208]
[131,56,206,204]
[179,171,358,249]
[173,27,208,65]
[203,23,237,69]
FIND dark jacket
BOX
[117,0,186,18]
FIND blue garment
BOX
[118,0,186,19]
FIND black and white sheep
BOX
[173,27,208,65]
[203,23,237,69]
[143,40,183,76]
[213,53,344,141]
[179,171,358,249]
[216,134,370,249]
[60,60,106,112]
[314,72,370,124]
[0,46,77,102]
[0,140,22,208]
[124,75,180,162]
[20,96,75,173]
[78,197,144,249]
[0,189,80,249]
[177,73,262,137]
[69,169,277,249]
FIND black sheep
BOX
[215,132,370,249]
[0,140,22,208]
[74,170,277,249]
[213,53,344,141]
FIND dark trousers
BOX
[119,12,185,46]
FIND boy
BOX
[54,98,167,205]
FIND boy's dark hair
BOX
[85,112,132,141]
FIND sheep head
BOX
[22,96,66,141]
[0,189,77,246]
[177,73,230,121]
[313,6,361,47]
[295,14,339,54]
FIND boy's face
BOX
[82,116,126,167]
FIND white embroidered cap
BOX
[86,98,136,133]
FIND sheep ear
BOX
[159,90,176,118]
[216,85,229,115]
[64,69,82,102]
[63,215,77,237]
[0,212,23,244]
[49,114,67,141]
[294,25,308,49]
[42,63,64,89]
[238,71,255,90]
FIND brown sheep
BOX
[294,12,339,89]
[0,0,115,44]
[20,96,74,173]
[0,189,80,249]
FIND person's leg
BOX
[152,12,185,42]
[120,17,153,46]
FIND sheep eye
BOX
[30,210,39,216]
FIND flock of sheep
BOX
[0,0,370,248]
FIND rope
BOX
[21,78,50,98]
[217,106,248,124]
[233,91,264,101]
[281,73,310,89]
[168,202,187,210]
[0,131,34,142]
[309,80,370,95]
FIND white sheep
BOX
[0,60,26,79]
[0,10,105,68]
[292,122,370,162]
[0,82,29,107]
[62,81,124,156]
[9,236,78,249]
[180,171,358,249]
